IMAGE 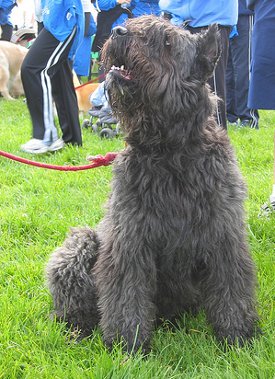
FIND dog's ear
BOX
[193,24,221,83]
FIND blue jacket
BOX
[97,0,132,28]
[74,14,97,76]
[97,0,160,28]
[132,0,160,18]
[0,0,16,26]
[41,0,85,59]
[159,0,238,27]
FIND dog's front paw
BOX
[216,323,261,346]
[103,328,151,355]
[104,336,150,355]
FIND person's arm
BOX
[159,0,180,15]
[97,0,121,11]
[97,0,117,11]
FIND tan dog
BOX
[73,73,100,113]
[75,82,100,113]
[0,41,28,100]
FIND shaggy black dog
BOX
[46,16,259,353]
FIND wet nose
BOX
[111,26,128,38]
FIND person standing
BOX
[159,0,238,130]
[92,0,160,81]
[92,0,133,56]
[226,0,259,128]
[74,10,97,81]
[21,0,91,154]
[247,0,275,213]
[0,0,16,41]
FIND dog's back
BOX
[0,41,28,99]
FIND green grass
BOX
[0,98,274,379]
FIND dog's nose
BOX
[111,26,128,39]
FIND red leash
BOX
[0,77,110,171]
[74,74,105,90]
[0,150,118,171]
[0,74,110,171]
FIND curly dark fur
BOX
[46,16,259,353]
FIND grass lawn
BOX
[0,98,274,378]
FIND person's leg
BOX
[0,23,13,41]
[226,45,238,124]
[21,28,62,144]
[231,15,259,128]
[51,60,82,145]
[208,26,230,129]
[21,27,81,151]
[37,22,44,34]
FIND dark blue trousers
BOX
[226,15,259,127]
[248,0,275,110]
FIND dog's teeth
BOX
[111,65,122,71]
[121,65,125,70]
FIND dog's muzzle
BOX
[111,26,128,39]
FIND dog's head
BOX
[101,16,221,142]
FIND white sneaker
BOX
[258,200,275,217]
[21,138,50,154]
[48,138,65,152]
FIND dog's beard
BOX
[105,73,125,98]
[105,69,137,113]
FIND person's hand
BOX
[117,0,131,5]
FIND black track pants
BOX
[21,27,82,145]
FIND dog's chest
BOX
[113,156,217,251]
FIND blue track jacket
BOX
[159,0,238,27]
[0,0,16,26]
[97,0,160,28]
[41,0,85,59]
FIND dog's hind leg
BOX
[0,67,14,100]
[0,84,14,100]
[46,227,100,337]
[200,236,259,345]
